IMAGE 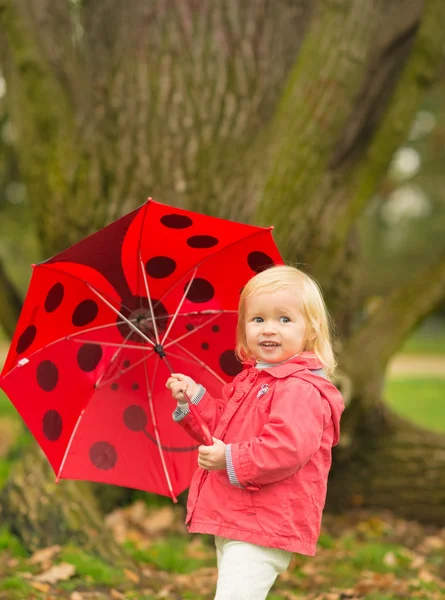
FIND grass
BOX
[400,318,445,355]
[59,547,123,586]
[0,390,17,419]
[0,527,28,558]
[125,535,214,573]
[385,377,445,432]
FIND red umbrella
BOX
[0,199,283,501]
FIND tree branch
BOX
[341,249,445,386]
[255,0,445,281]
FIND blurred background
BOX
[0,2,444,599]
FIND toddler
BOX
[166,265,344,599]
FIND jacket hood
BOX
[246,352,344,446]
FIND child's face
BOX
[244,288,308,364]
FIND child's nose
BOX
[262,321,277,333]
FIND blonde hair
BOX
[236,265,337,378]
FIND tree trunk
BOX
[0,444,133,565]
[328,251,445,517]
[0,258,22,338]
[327,401,445,523]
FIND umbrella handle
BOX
[181,390,213,446]
[161,352,213,446]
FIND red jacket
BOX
[175,352,344,556]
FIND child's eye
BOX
[253,317,263,323]
[280,316,291,323]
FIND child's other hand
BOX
[166,373,199,402]
[198,438,226,471]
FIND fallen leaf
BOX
[124,568,140,583]
[110,589,125,599]
[383,551,397,566]
[30,545,62,564]
[418,568,435,582]
[421,536,444,551]
[16,571,33,579]
[142,506,176,534]
[30,581,50,593]
[6,558,19,568]
[70,593,83,600]
[34,562,76,584]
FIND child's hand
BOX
[198,438,226,471]
[166,373,199,403]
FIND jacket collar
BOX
[244,351,323,379]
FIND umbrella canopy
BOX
[0,199,283,501]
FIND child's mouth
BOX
[260,342,280,347]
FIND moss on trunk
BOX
[0,445,133,565]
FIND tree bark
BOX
[0,258,22,338]
[256,0,445,297]
[327,402,445,523]
[0,445,133,565]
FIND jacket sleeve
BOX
[172,382,231,444]
[228,380,328,488]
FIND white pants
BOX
[214,537,292,600]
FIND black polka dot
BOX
[185,278,215,303]
[247,251,275,273]
[132,383,139,391]
[16,325,37,354]
[43,410,63,441]
[123,360,131,368]
[77,344,103,372]
[124,405,147,431]
[36,361,59,392]
[187,235,218,249]
[89,441,118,470]
[145,256,176,279]
[219,350,242,376]
[45,283,64,312]
[72,299,98,326]
[160,214,193,229]
[201,342,209,350]
[111,383,119,391]
[212,325,220,333]
[186,324,194,331]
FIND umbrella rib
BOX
[94,350,154,389]
[160,268,198,345]
[64,320,138,339]
[173,342,227,385]
[142,360,177,503]
[94,329,134,388]
[163,311,224,350]
[87,284,155,347]
[138,252,160,345]
[56,408,85,482]
[70,339,154,352]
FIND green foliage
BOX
[317,532,335,549]
[59,546,123,585]
[385,377,445,432]
[349,542,411,573]
[0,577,33,594]
[0,458,11,488]
[125,535,213,574]
[0,526,28,557]
[0,389,17,418]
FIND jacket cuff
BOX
[172,385,206,422]
[230,443,261,491]
[225,444,242,488]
